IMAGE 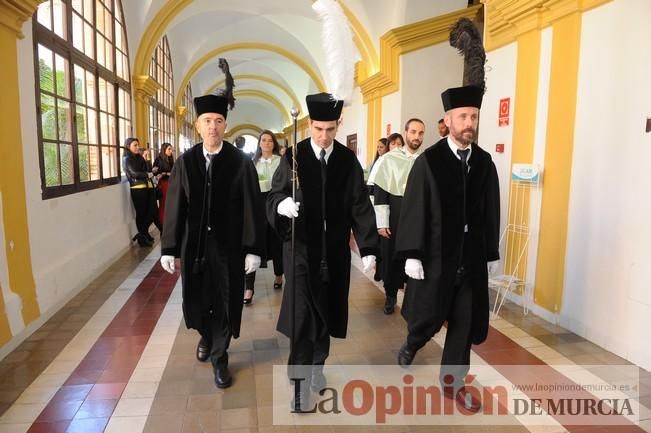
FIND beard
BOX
[407,139,422,151]
[452,128,476,146]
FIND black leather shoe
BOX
[135,234,153,247]
[311,370,326,392]
[214,365,232,388]
[398,342,416,367]
[383,296,397,315]
[273,281,283,290]
[196,338,211,362]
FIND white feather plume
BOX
[312,0,359,106]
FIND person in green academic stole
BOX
[367,118,424,315]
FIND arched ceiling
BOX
[123,0,466,133]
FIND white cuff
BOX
[374,204,390,228]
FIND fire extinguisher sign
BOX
[499,97,510,127]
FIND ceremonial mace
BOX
[289,105,300,404]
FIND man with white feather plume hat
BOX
[266,0,379,409]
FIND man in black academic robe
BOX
[160,94,264,389]
[395,85,500,413]
[368,118,424,314]
[266,92,379,405]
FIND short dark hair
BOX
[378,138,388,146]
[404,118,425,131]
[234,136,246,149]
[438,118,445,124]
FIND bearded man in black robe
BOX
[160,93,264,389]
[395,85,500,413]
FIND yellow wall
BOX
[484,0,612,313]
[0,1,42,346]
[533,12,582,312]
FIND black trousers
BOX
[287,333,330,383]
[130,188,162,237]
[196,233,232,370]
[197,311,232,369]
[407,269,474,389]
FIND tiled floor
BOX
[0,244,649,433]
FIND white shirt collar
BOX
[203,142,223,160]
[401,146,420,160]
[310,138,333,163]
[447,136,472,161]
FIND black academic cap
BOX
[441,85,483,111]
[194,94,229,119]
[306,92,344,121]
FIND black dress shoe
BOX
[273,281,283,290]
[196,338,211,362]
[383,296,397,315]
[145,233,155,242]
[398,342,416,367]
[134,233,153,247]
[214,365,232,388]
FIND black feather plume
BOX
[449,17,486,93]
[215,58,236,110]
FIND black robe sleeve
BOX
[266,154,293,239]
[161,157,188,257]
[241,159,265,256]
[484,160,500,262]
[351,160,379,258]
[395,155,439,261]
[373,185,390,206]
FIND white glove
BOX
[244,254,261,274]
[361,255,376,273]
[487,260,499,275]
[405,258,424,280]
[277,197,300,218]
[160,255,175,274]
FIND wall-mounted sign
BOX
[346,133,358,155]
[511,163,540,183]
[496,143,504,153]
[499,97,510,127]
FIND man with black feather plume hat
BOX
[266,0,379,410]
[159,59,265,389]
[394,17,501,413]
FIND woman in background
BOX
[369,138,388,174]
[153,142,175,226]
[244,130,285,304]
[123,138,158,247]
